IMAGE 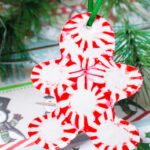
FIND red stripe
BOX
[60,34,64,42]
[75,114,79,129]
[36,83,43,90]
[77,14,83,19]
[67,20,77,24]
[71,33,79,39]
[127,85,138,90]
[112,108,115,120]
[83,40,88,51]
[25,141,35,147]
[94,142,103,148]
[0,144,5,148]
[103,31,114,37]
[130,130,139,136]
[122,144,129,150]
[28,131,38,137]
[102,22,110,27]
[115,93,120,100]
[64,128,77,133]
[84,76,88,90]
[84,116,96,132]
[66,54,76,66]
[76,39,82,47]
[44,114,48,120]
[130,76,142,80]
[31,78,39,83]
[123,111,136,121]
[63,27,77,32]
[66,111,73,123]
[45,88,50,95]
[36,64,42,69]
[104,146,109,150]
[120,120,129,125]
[100,38,113,45]
[104,111,108,120]
[92,41,100,48]
[7,140,27,150]
[126,65,136,72]
[97,103,108,108]
[131,111,150,122]
[93,110,101,125]
[55,57,63,64]
[35,117,42,123]
[112,147,117,150]
[32,72,40,75]
[130,139,139,147]
[28,123,39,128]
[43,61,50,66]
[44,143,49,149]
[35,137,41,144]
[61,137,69,142]
[90,136,98,140]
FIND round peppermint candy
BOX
[54,77,110,130]
[31,57,77,96]
[94,55,143,102]
[28,111,78,150]
[86,108,140,150]
[60,12,115,59]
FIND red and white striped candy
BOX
[93,55,143,103]
[31,57,78,96]
[28,110,78,150]
[60,12,115,59]
[86,108,140,150]
[54,77,109,130]
[30,11,143,150]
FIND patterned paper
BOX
[30,12,143,150]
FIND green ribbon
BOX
[88,0,94,12]
[87,0,103,27]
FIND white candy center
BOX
[97,121,130,146]
[70,89,97,116]
[40,118,63,143]
[105,68,128,90]
[40,64,62,86]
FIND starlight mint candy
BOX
[60,12,115,60]
[28,109,78,150]
[29,12,143,150]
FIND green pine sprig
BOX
[0,0,58,80]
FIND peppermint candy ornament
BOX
[29,9,143,150]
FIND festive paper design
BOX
[0,97,25,144]
[30,12,143,150]
[28,109,78,150]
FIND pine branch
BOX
[0,0,58,80]
[115,24,150,67]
